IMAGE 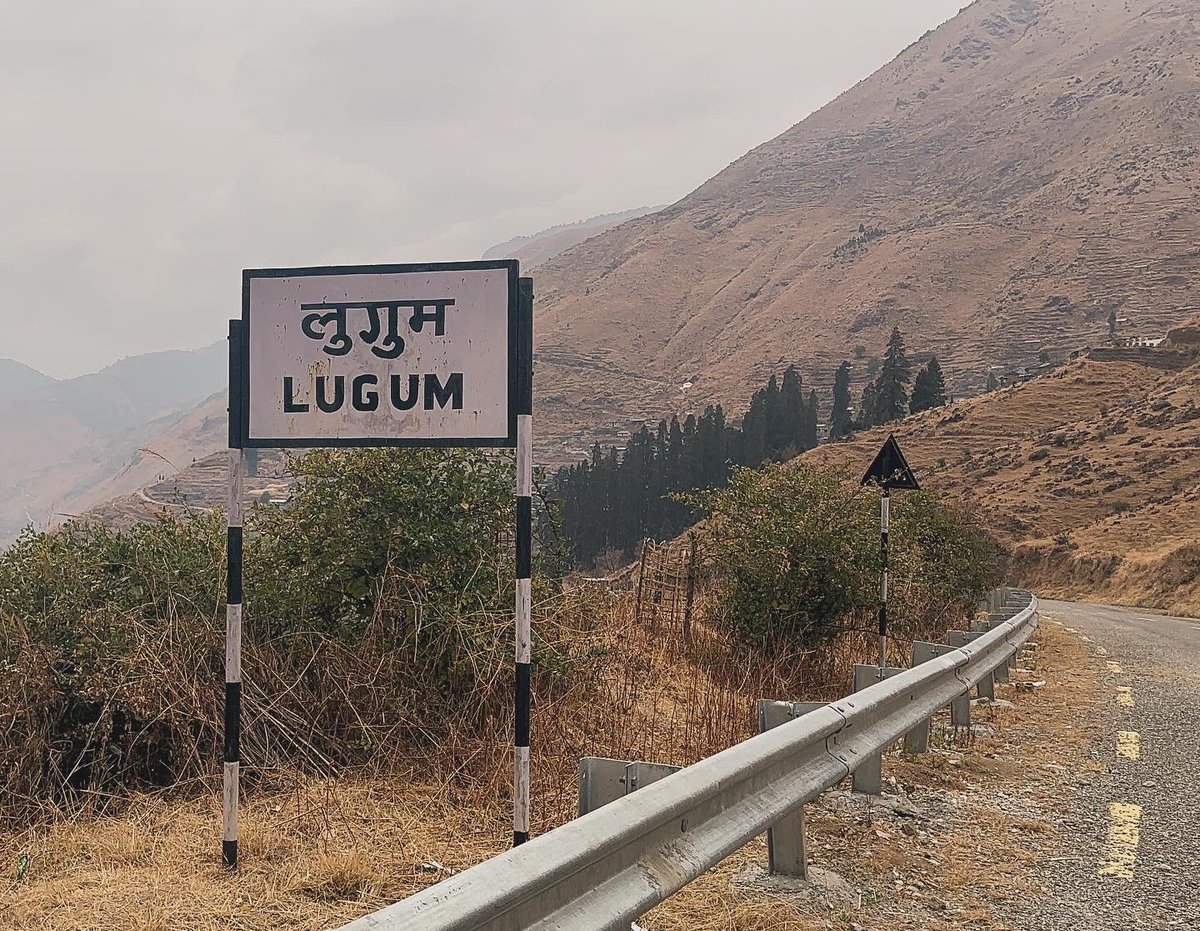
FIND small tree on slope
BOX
[910,356,948,414]
[873,327,913,424]
[829,361,853,439]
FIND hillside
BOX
[0,343,225,542]
[805,336,1200,615]
[530,0,1200,461]
[482,207,662,270]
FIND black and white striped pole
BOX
[877,489,890,669]
[513,276,534,846]
[861,433,919,672]
[224,319,245,869]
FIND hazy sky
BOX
[1,1,966,378]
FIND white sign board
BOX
[240,261,519,448]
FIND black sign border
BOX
[239,260,521,450]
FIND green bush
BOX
[0,448,558,821]
[251,448,517,643]
[694,463,999,649]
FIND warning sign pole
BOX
[861,433,920,672]
[878,488,890,669]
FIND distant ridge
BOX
[483,206,664,269]
[0,358,56,395]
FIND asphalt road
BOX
[1012,599,1200,929]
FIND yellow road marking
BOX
[1116,687,1134,708]
[1080,635,1093,643]
[1095,646,1108,656]
[1097,802,1142,879]
[1116,731,1140,760]
[1107,661,1123,674]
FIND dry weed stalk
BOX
[2,539,969,842]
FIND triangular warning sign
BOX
[861,434,920,491]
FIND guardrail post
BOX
[995,649,1012,683]
[948,630,994,701]
[757,700,824,878]
[980,612,1018,681]
[906,642,956,752]
[578,757,682,818]
[941,630,977,728]
[851,665,904,794]
[625,761,678,793]
[951,685,971,727]
[578,758,631,816]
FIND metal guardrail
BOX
[341,591,1038,931]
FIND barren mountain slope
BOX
[806,341,1200,615]
[531,0,1200,460]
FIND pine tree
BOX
[603,446,621,551]
[829,362,852,439]
[619,426,652,544]
[873,327,913,424]
[551,367,861,567]
[926,357,947,406]
[910,369,932,414]
[696,406,720,486]
[762,374,786,456]
[681,413,700,491]
[858,382,879,429]
[803,389,820,450]
[986,370,1000,392]
[738,393,769,468]
[778,366,806,455]
[909,356,948,413]
[710,404,730,485]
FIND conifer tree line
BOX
[550,365,820,566]
[549,328,949,567]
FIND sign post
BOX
[224,321,245,868]
[224,260,529,867]
[513,276,533,847]
[861,434,919,670]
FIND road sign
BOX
[221,260,534,870]
[239,260,519,448]
[861,433,920,491]
[861,433,919,670]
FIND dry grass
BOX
[0,609,1102,930]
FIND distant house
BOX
[1114,336,1165,349]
